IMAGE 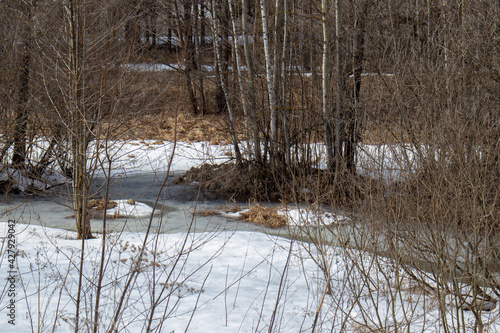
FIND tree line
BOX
[1,0,498,239]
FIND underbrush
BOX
[176,162,382,208]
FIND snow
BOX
[0,138,423,187]
[105,200,154,218]
[0,140,234,191]
[1,222,498,332]
[93,140,233,178]
[280,208,351,227]
[122,63,394,79]
[1,139,497,332]
[0,167,66,192]
[122,63,216,72]
[224,207,351,227]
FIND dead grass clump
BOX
[108,212,129,219]
[239,204,287,228]
[88,199,117,210]
[199,210,218,217]
[181,163,282,201]
[180,162,370,204]
[183,163,220,183]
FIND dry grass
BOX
[198,210,218,217]
[104,69,403,144]
[112,113,232,144]
[87,199,117,210]
[239,204,287,229]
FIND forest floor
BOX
[109,51,404,145]
[119,112,236,145]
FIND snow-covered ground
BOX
[94,140,234,178]
[0,140,234,192]
[96,140,420,181]
[223,207,351,228]
[1,222,498,332]
[1,140,497,332]
[0,138,420,191]
[280,208,351,227]
[104,199,155,219]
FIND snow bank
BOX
[93,140,233,178]
[1,222,497,332]
[0,138,423,187]
[224,206,351,227]
[280,208,351,227]
[105,199,154,218]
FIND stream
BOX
[0,172,288,236]
[4,171,480,286]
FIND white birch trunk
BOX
[260,0,277,160]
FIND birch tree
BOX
[260,0,277,162]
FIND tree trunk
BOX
[174,0,199,114]
[271,0,284,162]
[66,0,92,240]
[12,1,34,168]
[242,0,262,163]
[345,0,368,174]
[193,0,206,115]
[212,0,241,163]
[215,2,230,114]
[322,0,334,171]
[228,0,252,159]
[334,0,345,173]
[281,0,291,167]
[260,0,277,163]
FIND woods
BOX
[1,0,498,233]
[0,0,499,332]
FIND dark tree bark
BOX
[193,0,206,115]
[242,0,262,163]
[175,0,199,114]
[214,2,230,114]
[345,0,369,174]
[12,1,35,168]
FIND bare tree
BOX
[241,0,262,163]
[260,0,278,163]
[322,0,334,171]
[211,0,242,163]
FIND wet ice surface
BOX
[0,171,272,235]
